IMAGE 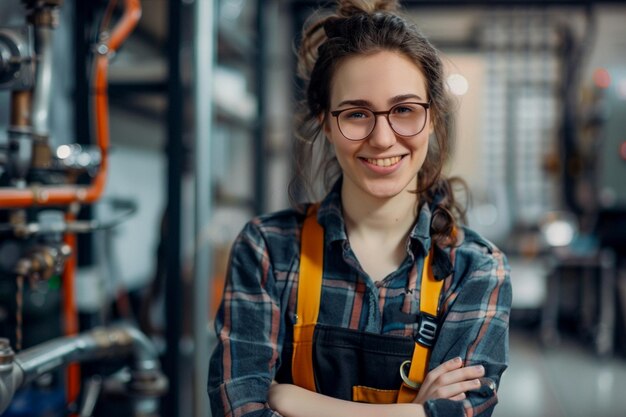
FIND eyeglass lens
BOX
[337,103,427,140]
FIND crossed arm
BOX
[208,221,511,417]
[268,357,486,417]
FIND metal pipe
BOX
[117,323,160,372]
[0,0,141,207]
[15,324,160,384]
[1,324,161,415]
[9,90,33,181]
[107,0,142,53]
[9,91,31,128]
[165,0,183,415]
[192,1,216,415]
[62,210,80,404]
[78,376,103,417]
[0,339,20,415]
[254,0,267,215]
[0,198,138,235]
[31,26,53,138]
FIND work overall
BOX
[276,207,444,404]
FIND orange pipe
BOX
[62,213,80,406]
[108,0,142,53]
[0,0,141,208]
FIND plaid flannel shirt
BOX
[209,180,512,417]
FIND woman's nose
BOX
[367,115,397,148]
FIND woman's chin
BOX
[358,181,415,201]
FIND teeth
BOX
[365,156,402,167]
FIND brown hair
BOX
[290,0,466,247]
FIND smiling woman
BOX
[208,1,512,417]
[325,51,431,203]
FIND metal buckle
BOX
[416,313,438,348]
[399,360,421,390]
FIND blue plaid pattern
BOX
[208,180,512,417]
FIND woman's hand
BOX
[412,357,485,403]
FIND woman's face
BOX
[324,50,433,202]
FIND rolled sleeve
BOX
[208,220,286,417]
[208,376,282,417]
[426,246,512,417]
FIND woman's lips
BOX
[363,155,402,167]
[359,155,406,173]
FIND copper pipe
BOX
[9,91,31,128]
[62,212,80,406]
[8,91,33,181]
[31,137,52,170]
[0,0,141,208]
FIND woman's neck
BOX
[340,180,419,281]
[341,182,418,242]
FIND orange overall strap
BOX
[292,205,324,391]
[397,247,444,403]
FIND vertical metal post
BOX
[73,0,94,266]
[73,0,87,149]
[164,0,183,415]
[193,0,216,415]
[254,0,267,214]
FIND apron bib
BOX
[283,205,443,403]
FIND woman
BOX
[208,1,511,416]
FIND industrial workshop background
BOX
[0,0,625,416]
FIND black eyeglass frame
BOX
[329,101,431,141]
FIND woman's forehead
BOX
[330,50,428,107]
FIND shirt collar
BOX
[410,203,454,280]
[316,176,453,280]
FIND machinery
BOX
[0,0,167,415]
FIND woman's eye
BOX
[344,110,370,119]
[393,105,415,114]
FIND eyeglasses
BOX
[329,102,430,141]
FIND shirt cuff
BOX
[424,398,466,417]
[209,376,280,417]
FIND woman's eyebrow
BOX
[335,99,373,108]
[389,94,425,104]
[335,94,426,109]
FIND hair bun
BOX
[337,0,400,17]
[297,0,401,81]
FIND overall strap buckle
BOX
[416,313,438,348]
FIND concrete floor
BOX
[495,328,626,417]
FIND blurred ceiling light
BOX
[446,73,469,96]
[540,211,578,247]
[543,221,575,247]
[77,152,92,167]
[593,67,611,89]
[56,144,71,160]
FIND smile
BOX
[363,156,404,167]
